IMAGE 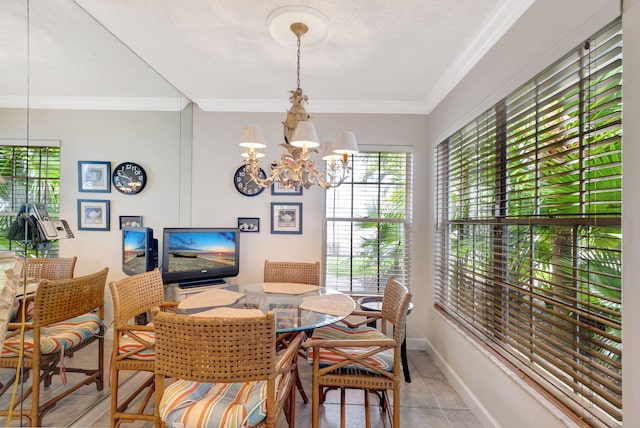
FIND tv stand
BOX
[167,282,228,302]
[178,278,227,289]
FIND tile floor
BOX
[0,340,483,427]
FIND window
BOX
[325,149,413,294]
[0,141,61,256]
[435,20,622,427]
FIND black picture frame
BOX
[238,217,260,233]
[119,215,143,229]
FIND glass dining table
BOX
[176,282,356,334]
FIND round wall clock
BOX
[112,162,147,194]
[234,165,266,196]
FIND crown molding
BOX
[194,98,429,115]
[0,96,190,111]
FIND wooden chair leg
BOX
[340,388,346,428]
[312,374,320,428]
[364,389,371,428]
[289,372,297,428]
[393,387,400,427]
[294,363,309,403]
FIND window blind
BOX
[325,150,413,294]
[435,19,622,427]
[0,143,61,256]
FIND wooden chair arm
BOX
[160,301,179,312]
[276,332,305,374]
[6,322,33,331]
[338,310,382,329]
[117,324,155,333]
[350,309,381,318]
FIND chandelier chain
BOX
[296,32,302,90]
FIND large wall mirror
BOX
[0,0,190,425]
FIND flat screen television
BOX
[122,226,158,276]
[161,227,240,288]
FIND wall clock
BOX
[112,162,147,194]
[234,165,266,196]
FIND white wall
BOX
[423,0,623,427]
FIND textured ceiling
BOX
[1,0,534,113]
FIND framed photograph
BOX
[271,202,302,234]
[77,199,110,231]
[271,182,303,196]
[119,215,143,229]
[238,217,260,233]
[78,161,111,192]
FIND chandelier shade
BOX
[290,121,320,148]
[238,124,267,149]
[239,10,358,190]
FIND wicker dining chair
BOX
[264,260,320,286]
[25,256,77,281]
[109,268,178,427]
[308,276,412,428]
[264,259,320,404]
[153,310,303,428]
[0,267,108,427]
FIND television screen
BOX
[161,227,240,288]
[122,226,158,276]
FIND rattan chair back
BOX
[381,276,411,344]
[264,260,320,286]
[33,267,106,327]
[25,256,77,281]
[110,268,165,327]
[154,310,276,382]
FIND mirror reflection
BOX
[0,1,187,426]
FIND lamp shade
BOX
[321,141,341,161]
[290,120,320,148]
[239,124,267,149]
[333,131,358,155]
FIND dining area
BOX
[110,261,411,428]
[0,256,481,428]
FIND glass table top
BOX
[178,282,354,333]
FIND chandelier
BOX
[239,19,358,190]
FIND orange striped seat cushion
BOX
[1,313,102,357]
[159,371,292,427]
[118,330,156,361]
